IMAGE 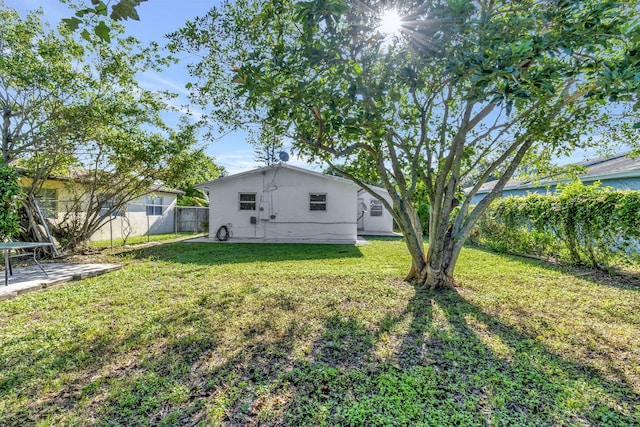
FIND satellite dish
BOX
[278,151,290,162]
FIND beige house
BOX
[18,175,183,242]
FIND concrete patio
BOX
[0,263,122,301]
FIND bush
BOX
[470,181,640,268]
[0,165,23,240]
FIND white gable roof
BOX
[196,163,359,189]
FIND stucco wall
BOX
[357,188,394,233]
[205,167,359,243]
[89,193,178,241]
[18,177,178,241]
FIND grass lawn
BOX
[0,239,638,426]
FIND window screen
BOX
[239,193,257,210]
[309,194,327,211]
[100,198,125,217]
[370,199,383,216]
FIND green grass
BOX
[1,239,638,426]
[89,232,202,248]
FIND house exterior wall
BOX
[203,166,359,243]
[357,188,394,234]
[18,177,178,241]
[89,192,178,241]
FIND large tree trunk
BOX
[423,225,457,289]
[396,199,458,290]
[401,226,457,290]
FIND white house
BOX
[196,164,394,244]
[88,187,183,241]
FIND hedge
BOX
[470,181,640,268]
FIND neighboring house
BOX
[196,164,394,244]
[469,152,640,204]
[89,187,183,241]
[18,174,183,241]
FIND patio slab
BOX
[0,263,122,301]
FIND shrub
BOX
[471,181,640,268]
[0,165,23,241]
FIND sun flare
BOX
[379,9,402,36]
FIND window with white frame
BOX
[146,195,163,216]
[36,188,57,219]
[370,199,383,216]
[309,193,327,211]
[239,193,256,210]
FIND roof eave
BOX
[195,163,360,189]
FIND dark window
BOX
[239,193,256,210]
[100,198,125,217]
[146,196,163,216]
[36,188,57,219]
[309,194,327,211]
[370,199,383,216]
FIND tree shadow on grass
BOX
[2,279,638,426]
[181,285,639,426]
[0,282,266,425]
[418,289,638,425]
[271,288,640,426]
[122,242,364,266]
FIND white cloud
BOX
[139,71,191,96]
[163,97,205,120]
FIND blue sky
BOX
[5,0,316,174]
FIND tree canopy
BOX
[172,0,640,288]
[1,5,220,249]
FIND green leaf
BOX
[80,29,92,42]
[633,122,640,129]
[62,17,82,31]
[95,2,108,16]
[75,8,92,18]
[94,21,111,42]
[110,0,148,21]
